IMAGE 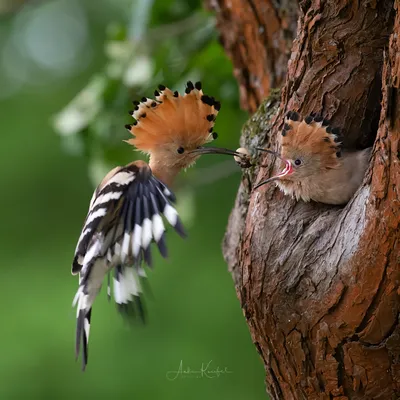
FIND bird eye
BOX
[294,159,302,166]
[177,147,185,154]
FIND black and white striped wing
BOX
[72,161,186,370]
[73,161,186,277]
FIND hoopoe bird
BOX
[255,111,371,205]
[72,81,247,370]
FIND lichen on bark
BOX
[223,90,280,287]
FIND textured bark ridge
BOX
[205,0,298,112]
[220,1,399,399]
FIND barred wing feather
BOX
[72,161,185,370]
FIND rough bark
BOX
[205,0,298,112]
[219,1,400,399]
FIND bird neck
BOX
[149,157,181,187]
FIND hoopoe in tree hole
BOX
[72,81,249,370]
[255,111,371,205]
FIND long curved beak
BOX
[256,147,284,160]
[190,146,241,156]
[253,174,284,189]
[254,148,293,189]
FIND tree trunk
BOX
[205,0,299,112]
[213,0,400,399]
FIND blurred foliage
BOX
[53,0,245,197]
[0,0,266,399]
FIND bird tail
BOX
[73,285,94,371]
[72,249,150,370]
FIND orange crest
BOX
[280,112,342,169]
[125,81,220,153]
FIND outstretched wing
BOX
[73,160,186,277]
[72,160,186,370]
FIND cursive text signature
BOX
[166,360,233,381]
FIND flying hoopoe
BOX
[255,111,371,205]
[72,81,248,370]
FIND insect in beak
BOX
[254,148,293,189]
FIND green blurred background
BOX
[0,0,265,398]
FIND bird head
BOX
[254,111,343,189]
[125,82,242,171]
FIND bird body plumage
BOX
[72,82,243,370]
